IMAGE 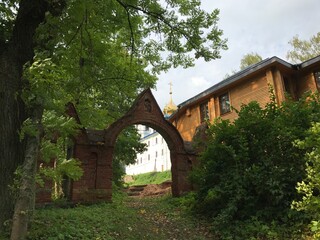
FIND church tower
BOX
[163,81,178,118]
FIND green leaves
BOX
[286,32,320,63]
[0,0,18,43]
[113,0,227,72]
[239,52,262,70]
[17,0,227,131]
[41,158,83,182]
[191,92,320,239]
[113,126,147,186]
[292,122,320,237]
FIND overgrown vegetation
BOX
[0,190,211,240]
[292,122,320,238]
[127,171,172,186]
[190,91,320,239]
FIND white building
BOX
[126,126,171,175]
[126,82,178,175]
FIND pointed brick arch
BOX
[49,89,194,204]
[104,89,192,196]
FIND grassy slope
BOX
[1,192,212,240]
[127,171,171,186]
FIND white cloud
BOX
[190,77,210,87]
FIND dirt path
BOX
[125,194,215,240]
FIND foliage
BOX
[127,170,172,186]
[113,127,147,187]
[26,204,153,239]
[4,194,211,240]
[37,111,83,200]
[224,52,262,79]
[286,32,320,63]
[190,92,320,239]
[239,52,262,70]
[292,122,320,238]
[22,0,227,130]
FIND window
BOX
[155,151,158,157]
[155,137,158,144]
[200,102,209,122]
[315,71,320,89]
[148,141,150,146]
[161,149,164,156]
[140,157,142,164]
[148,154,150,161]
[283,77,291,94]
[219,93,231,115]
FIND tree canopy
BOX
[224,52,262,79]
[286,32,320,63]
[10,0,228,127]
[239,52,262,70]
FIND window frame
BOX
[200,101,209,123]
[219,92,231,115]
[314,71,320,89]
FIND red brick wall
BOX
[71,144,112,203]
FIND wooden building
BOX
[169,56,320,142]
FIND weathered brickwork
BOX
[36,89,194,204]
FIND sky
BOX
[152,0,320,110]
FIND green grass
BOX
[1,190,213,240]
[127,170,171,186]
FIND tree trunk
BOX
[0,0,64,233]
[10,107,43,240]
[0,51,26,234]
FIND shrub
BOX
[191,92,320,238]
[292,122,320,238]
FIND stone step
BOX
[131,184,148,188]
[127,191,141,196]
[124,184,147,197]
[129,187,144,192]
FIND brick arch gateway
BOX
[104,89,194,198]
[39,89,195,204]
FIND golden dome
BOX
[163,81,178,117]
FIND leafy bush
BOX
[292,122,320,238]
[191,92,320,239]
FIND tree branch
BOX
[115,0,135,61]
[115,0,201,55]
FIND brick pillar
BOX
[170,151,193,196]
[71,145,113,203]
